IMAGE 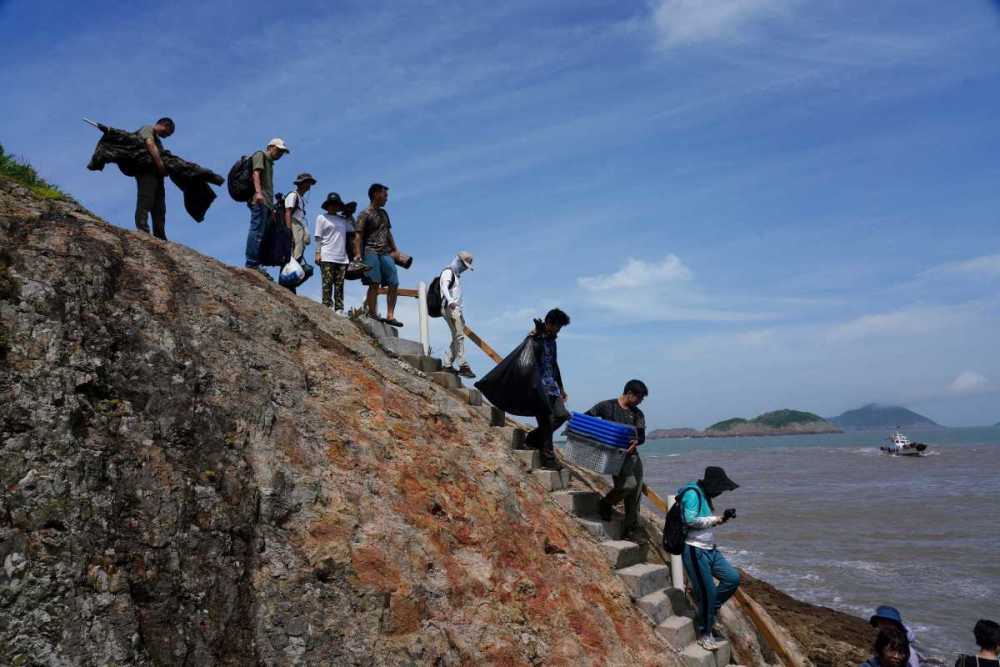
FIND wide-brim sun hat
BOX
[702,466,739,491]
[869,606,905,629]
[321,192,346,211]
[294,172,316,186]
[458,250,474,271]
[342,201,358,216]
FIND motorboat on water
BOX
[880,430,928,457]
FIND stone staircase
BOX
[356,316,737,667]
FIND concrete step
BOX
[575,515,623,541]
[665,587,696,618]
[513,449,540,472]
[636,589,674,625]
[510,428,527,449]
[655,616,696,649]
[380,336,424,356]
[400,354,442,373]
[598,540,647,570]
[489,405,505,427]
[681,640,731,667]
[531,468,570,491]
[550,490,601,517]
[357,317,399,339]
[430,371,462,389]
[448,387,482,406]
[616,563,670,599]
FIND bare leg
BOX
[386,285,398,320]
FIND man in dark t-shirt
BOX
[586,379,648,540]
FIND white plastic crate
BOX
[562,434,629,475]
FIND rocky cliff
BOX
[0,177,679,665]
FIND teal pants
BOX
[682,545,740,635]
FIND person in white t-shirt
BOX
[314,192,351,314]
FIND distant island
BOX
[828,403,940,432]
[649,409,841,439]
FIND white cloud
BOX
[578,255,692,291]
[948,371,990,395]
[651,0,791,49]
[577,255,773,322]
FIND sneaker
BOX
[458,365,476,379]
[598,498,613,522]
[333,310,347,318]
[697,635,720,652]
[384,317,403,327]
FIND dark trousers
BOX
[245,203,271,268]
[135,172,166,240]
[603,453,643,532]
[320,261,347,310]
[525,395,568,461]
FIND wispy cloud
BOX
[577,256,774,323]
[651,0,792,49]
[921,254,1000,280]
[948,370,991,395]
[825,305,973,342]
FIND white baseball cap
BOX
[267,137,290,153]
[458,251,474,270]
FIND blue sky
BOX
[4,0,1000,427]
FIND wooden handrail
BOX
[463,324,503,364]
[376,287,419,298]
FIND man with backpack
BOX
[675,466,741,652]
[438,251,475,379]
[134,117,174,240]
[590,379,648,541]
[244,138,290,279]
[354,183,402,326]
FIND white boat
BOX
[880,430,928,457]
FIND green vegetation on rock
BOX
[707,417,749,431]
[0,144,64,200]
[753,409,827,428]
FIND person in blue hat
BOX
[861,625,911,667]
[870,606,920,667]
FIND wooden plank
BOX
[463,324,503,364]
[375,287,419,298]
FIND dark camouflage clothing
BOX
[355,206,392,255]
[320,261,347,311]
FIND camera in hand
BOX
[723,508,737,521]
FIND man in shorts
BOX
[354,183,402,326]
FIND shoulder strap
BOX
[676,487,699,524]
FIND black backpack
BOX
[662,487,699,555]
[227,155,254,202]
[426,270,455,318]
[259,193,291,267]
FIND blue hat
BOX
[870,606,904,629]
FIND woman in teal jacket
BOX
[678,466,740,652]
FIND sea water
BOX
[640,427,1000,663]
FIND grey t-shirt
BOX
[585,399,646,444]
[136,125,163,151]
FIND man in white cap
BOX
[244,137,289,278]
[440,251,475,378]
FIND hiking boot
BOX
[458,365,476,379]
[384,317,403,328]
[539,457,563,471]
[249,265,273,281]
[697,634,720,652]
[598,498,613,522]
[621,527,644,544]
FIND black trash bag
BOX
[474,335,550,417]
[259,216,292,267]
[86,125,225,222]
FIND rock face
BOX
[0,177,677,665]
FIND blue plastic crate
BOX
[566,412,635,447]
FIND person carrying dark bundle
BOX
[589,379,648,541]
[474,308,571,470]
